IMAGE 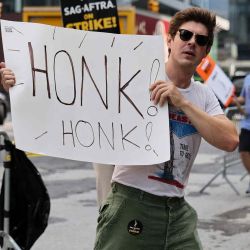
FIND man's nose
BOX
[188,35,196,44]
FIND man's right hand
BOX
[150,80,188,108]
[0,62,16,92]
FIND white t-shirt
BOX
[112,80,223,197]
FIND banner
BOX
[1,20,170,165]
[196,55,234,107]
[60,0,120,33]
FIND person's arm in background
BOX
[231,95,245,115]
[231,77,247,115]
[234,96,245,105]
[0,62,16,91]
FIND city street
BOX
[1,117,250,250]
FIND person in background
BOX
[92,163,114,207]
[234,73,250,193]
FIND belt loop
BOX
[112,182,117,193]
[166,197,170,207]
[139,190,144,200]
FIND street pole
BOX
[14,0,22,13]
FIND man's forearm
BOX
[181,101,239,152]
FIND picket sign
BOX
[1,19,170,165]
[196,55,235,107]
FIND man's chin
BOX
[179,59,196,68]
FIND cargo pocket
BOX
[94,194,126,250]
[97,203,110,223]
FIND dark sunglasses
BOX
[178,29,209,46]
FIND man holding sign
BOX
[0,7,239,250]
[94,7,238,250]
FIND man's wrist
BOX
[179,99,190,110]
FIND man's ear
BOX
[166,34,173,49]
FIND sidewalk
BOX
[186,173,250,250]
[2,167,249,250]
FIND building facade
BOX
[229,0,250,60]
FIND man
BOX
[94,7,238,250]
[235,74,250,193]
[0,7,239,250]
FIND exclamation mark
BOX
[147,59,160,117]
[145,122,153,151]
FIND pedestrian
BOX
[94,7,238,250]
[234,74,250,193]
[92,163,114,207]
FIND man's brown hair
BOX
[168,7,216,48]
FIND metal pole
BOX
[14,0,22,13]
[3,150,11,234]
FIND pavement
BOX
[0,114,250,250]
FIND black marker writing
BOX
[34,131,48,140]
[147,59,160,117]
[149,59,160,98]
[133,42,143,50]
[54,50,76,105]
[81,55,108,109]
[75,120,95,147]
[98,122,115,150]
[62,120,75,147]
[118,57,143,118]
[62,120,140,151]
[28,43,145,118]
[8,49,20,52]
[145,122,152,151]
[111,37,115,47]
[121,124,140,150]
[13,83,25,87]
[53,27,56,40]
[28,42,51,98]
[79,33,88,48]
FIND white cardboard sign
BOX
[196,56,234,107]
[206,65,234,106]
[1,20,170,165]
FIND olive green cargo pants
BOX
[94,182,202,250]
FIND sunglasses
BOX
[178,29,209,46]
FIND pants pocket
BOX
[94,193,126,250]
[97,203,110,223]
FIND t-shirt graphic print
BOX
[148,108,198,189]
